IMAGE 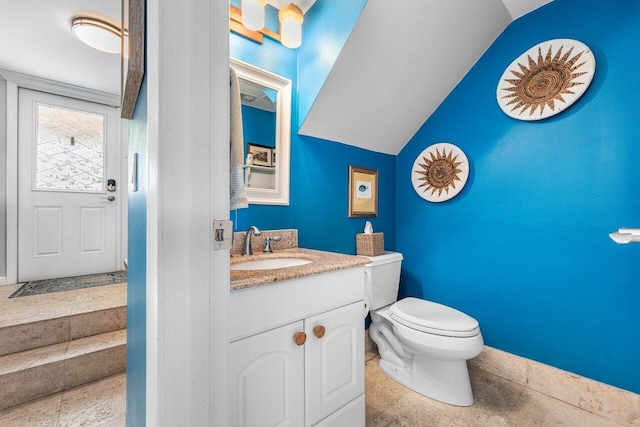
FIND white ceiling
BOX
[0,0,121,95]
[300,0,552,155]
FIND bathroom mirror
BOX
[231,58,291,205]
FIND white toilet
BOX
[365,252,483,406]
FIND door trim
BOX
[3,74,127,285]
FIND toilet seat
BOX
[390,297,480,338]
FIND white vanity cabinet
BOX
[229,266,365,427]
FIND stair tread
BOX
[0,329,126,376]
[0,283,126,330]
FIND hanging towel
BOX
[230,67,249,210]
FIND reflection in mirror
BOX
[231,58,291,205]
[240,79,276,189]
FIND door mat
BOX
[9,271,128,298]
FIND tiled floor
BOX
[0,374,125,427]
[365,350,628,426]
[1,350,629,426]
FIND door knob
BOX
[313,325,325,339]
[293,332,306,346]
[101,195,115,202]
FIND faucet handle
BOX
[263,236,282,253]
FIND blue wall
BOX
[231,0,396,255]
[396,0,640,393]
[126,77,147,426]
[242,105,276,149]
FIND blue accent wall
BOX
[126,77,147,426]
[396,0,640,393]
[231,1,396,255]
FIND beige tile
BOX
[365,357,411,414]
[0,317,70,356]
[373,391,511,427]
[0,391,63,427]
[64,330,127,389]
[508,388,626,427]
[0,362,66,410]
[71,283,127,315]
[69,307,127,340]
[526,359,640,425]
[0,289,78,328]
[469,367,525,412]
[467,346,527,386]
[57,374,126,427]
[0,341,69,376]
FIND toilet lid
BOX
[390,297,480,338]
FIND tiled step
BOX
[0,306,126,357]
[0,283,127,357]
[0,329,126,411]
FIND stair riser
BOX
[0,343,126,411]
[0,307,126,357]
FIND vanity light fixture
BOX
[230,2,305,49]
[71,17,124,55]
[279,4,303,49]
[241,0,267,31]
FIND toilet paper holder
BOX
[609,228,640,244]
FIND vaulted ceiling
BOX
[299,0,552,155]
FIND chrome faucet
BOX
[241,226,261,255]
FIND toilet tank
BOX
[364,251,403,310]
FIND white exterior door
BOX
[18,89,119,282]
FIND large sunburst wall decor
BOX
[497,39,595,121]
[411,143,469,203]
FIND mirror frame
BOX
[231,57,291,206]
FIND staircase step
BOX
[0,329,126,411]
[0,283,126,357]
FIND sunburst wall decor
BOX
[411,143,469,203]
[497,39,595,121]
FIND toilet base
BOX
[378,355,474,406]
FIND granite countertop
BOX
[230,248,370,291]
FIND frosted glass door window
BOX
[35,104,105,192]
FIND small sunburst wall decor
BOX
[497,39,595,121]
[411,143,469,203]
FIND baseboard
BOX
[0,277,7,286]
[365,331,638,425]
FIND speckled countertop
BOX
[230,248,370,291]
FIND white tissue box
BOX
[356,233,384,256]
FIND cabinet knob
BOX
[313,325,326,339]
[293,332,306,346]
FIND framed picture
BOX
[348,165,378,218]
[121,0,145,119]
[248,143,273,167]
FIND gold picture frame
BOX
[121,0,145,119]
[348,166,378,218]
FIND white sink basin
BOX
[231,257,312,271]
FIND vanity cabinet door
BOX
[229,321,305,427]
[305,301,365,426]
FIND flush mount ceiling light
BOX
[279,4,303,49]
[71,17,123,55]
[242,0,267,31]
